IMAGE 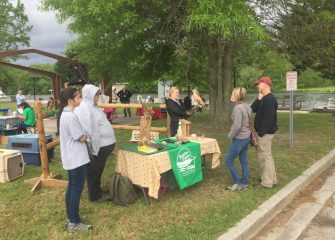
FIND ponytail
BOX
[56,87,79,135]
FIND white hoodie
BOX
[75,84,116,155]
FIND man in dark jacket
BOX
[117,86,133,117]
[251,76,278,189]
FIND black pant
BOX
[123,107,131,117]
[121,100,131,117]
[87,143,115,201]
[17,122,30,134]
[170,121,179,137]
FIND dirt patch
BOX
[251,164,335,239]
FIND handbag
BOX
[243,105,257,147]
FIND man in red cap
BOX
[251,76,278,189]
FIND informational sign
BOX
[158,81,173,103]
[286,71,298,91]
[286,71,297,149]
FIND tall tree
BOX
[0,0,31,51]
[0,0,31,92]
[187,1,266,127]
[42,0,267,127]
[276,0,335,77]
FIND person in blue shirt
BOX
[15,90,26,108]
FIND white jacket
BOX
[75,84,116,155]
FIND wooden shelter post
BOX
[25,102,67,193]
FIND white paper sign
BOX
[286,71,298,91]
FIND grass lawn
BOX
[0,111,335,240]
[297,86,335,93]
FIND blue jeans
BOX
[225,137,250,185]
[66,164,88,224]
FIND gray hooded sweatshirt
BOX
[75,84,116,155]
[228,102,252,139]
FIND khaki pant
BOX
[256,134,277,188]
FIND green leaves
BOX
[277,0,335,77]
[40,0,271,88]
[0,0,31,51]
[187,0,266,40]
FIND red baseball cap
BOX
[255,76,272,85]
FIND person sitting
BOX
[191,89,206,112]
[17,102,35,134]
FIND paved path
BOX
[298,194,335,240]
[253,168,335,240]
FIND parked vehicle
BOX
[313,97,335,112]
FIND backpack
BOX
[109,173,137,206]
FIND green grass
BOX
[1,111,335,239]
[0,102,17,111]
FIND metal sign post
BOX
[286,71,298,149]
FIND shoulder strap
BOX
[241,103,254,131]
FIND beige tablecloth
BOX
[116,137,221,199]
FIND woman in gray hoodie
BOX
[225,87,252,191]
[75,84,116,201]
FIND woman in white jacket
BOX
[75,84,116,202]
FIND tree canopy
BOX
[0,0,32,92]
[0,0,31,51]
[277,0,335,77]
[40,0,335,126]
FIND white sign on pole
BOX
[286,71,298,91]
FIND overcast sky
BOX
[15,0,75,66]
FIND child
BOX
[58,87,92,232]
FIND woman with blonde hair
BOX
[165,86,191,136]
[225,87,252,191]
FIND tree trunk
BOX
[208,37,235,128]
[222,40,234,127]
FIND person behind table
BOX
[17,102,35,134]
[251,76,278,189]
[166,86,191,136]
[16,90,26,108]
[225,87,252,191]
[58,87,92,232]
[75,84,116,202]
[117,86,133,117]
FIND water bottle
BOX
[7,109,12,116]
[177,121,182,137]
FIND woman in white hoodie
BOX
[75,84,116,202]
